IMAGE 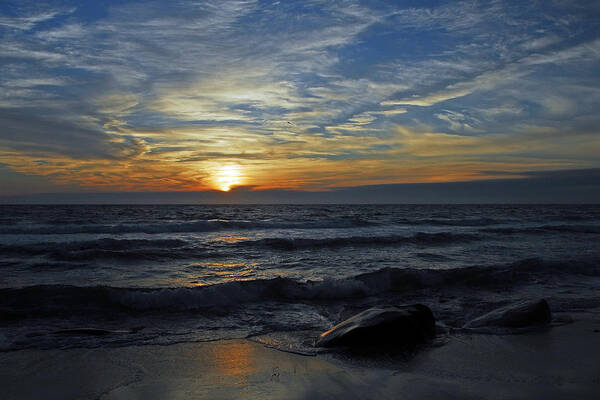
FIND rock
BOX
[315,304,435,348]
[464,299,551,329]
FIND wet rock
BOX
[315,304,435,348]
[464,299,551,329]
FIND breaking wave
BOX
[239,232,480,250]
[480,224,600,234]
[0,238,213,262]
[2,257,598,320]
[0,218,375,235]
[396,217,510,226]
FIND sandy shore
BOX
[2,319,599,400]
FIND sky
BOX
[1,0,600,202]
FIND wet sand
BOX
[2,319,599,399]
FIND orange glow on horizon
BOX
[3,120,593,194]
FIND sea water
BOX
[1,204,599,352]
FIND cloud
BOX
[382,87,474,107]
[0,0,599,195]
[95,93,139,116]
[0,42,66,62]
[0,9,72,31]
[1,77,64,87]
[0,108,147,160]
[520,35,561,50]
[379,108,407,116]
[435,110,479,132]
[392,125,600,162]
[381,38,600,110]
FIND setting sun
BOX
[213,164,243,191]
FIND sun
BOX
[213,164,243,191]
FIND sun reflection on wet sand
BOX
[209,341,258,386]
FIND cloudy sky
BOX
[1,0,599,200]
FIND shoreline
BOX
[2,319,599,399]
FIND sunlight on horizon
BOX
[213,164,243,191]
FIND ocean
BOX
[1,204,599,353]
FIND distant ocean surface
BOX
[1,204,600,352]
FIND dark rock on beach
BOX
[315,304,435,348]
[464,299,552,329]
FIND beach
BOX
[1,204,600,398]
[2,318,599,400]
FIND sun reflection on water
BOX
[184,261,260,286]
[213,235,250,244]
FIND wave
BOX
[239,232,480,250]
[396,217,511,227]
[1,238,187,252]
[0,217,375,235]
[0,231,481,262]
[0,238,219,262]
[480,224,600,234]
[2,257,598,320]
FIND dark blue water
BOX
[1,204,599,352]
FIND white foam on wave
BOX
[0,217,376,235]
[2,256,599,318]
[240,232,480,250]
